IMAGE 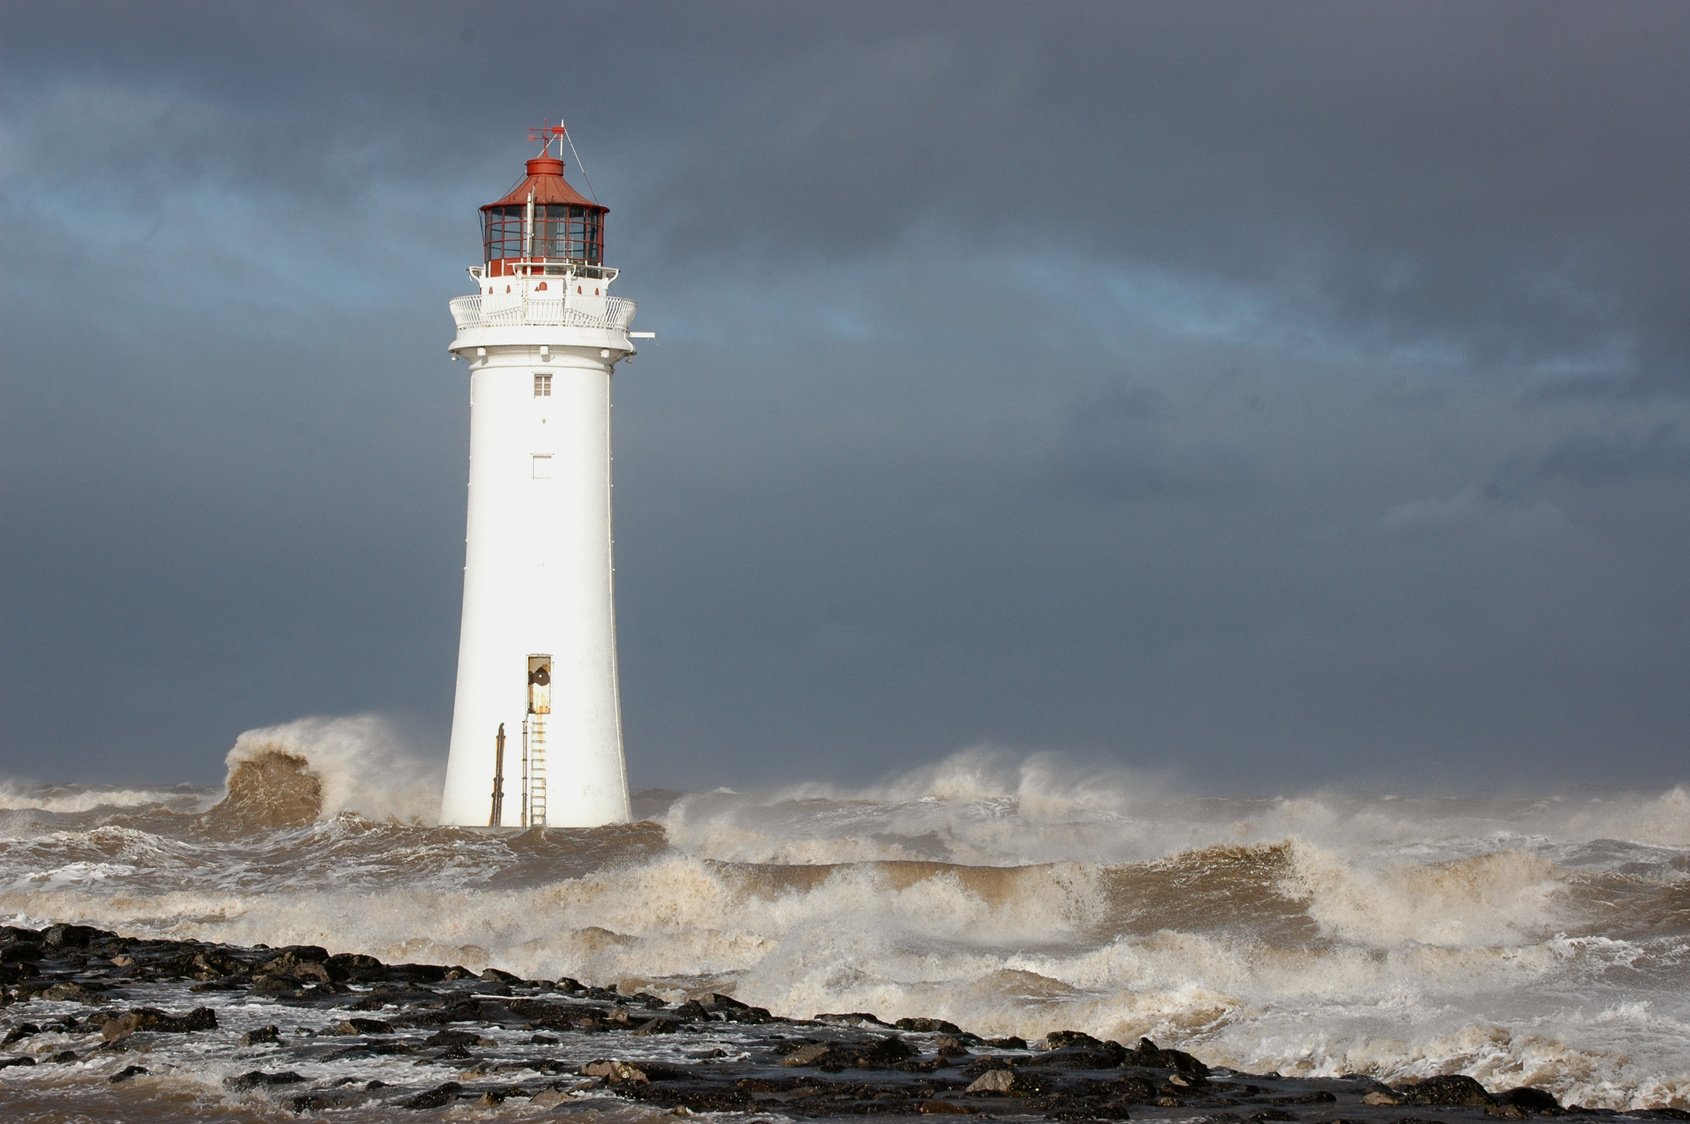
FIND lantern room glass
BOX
[482,205,604,265]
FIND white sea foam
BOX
[0,781,208,814]
[1558,785,1690,847]
[1285,841,1567,947]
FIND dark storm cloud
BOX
[1536,421,1690,486]
[3,1,1688,793]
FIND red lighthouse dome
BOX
[479,130,608,277]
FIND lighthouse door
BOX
[523,656,552,827]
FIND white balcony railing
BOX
[449,293,637,333]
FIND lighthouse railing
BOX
[449,293,637,332]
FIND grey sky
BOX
[3,1,1687,793]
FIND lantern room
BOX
[479,151,608,278]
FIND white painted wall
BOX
[439,285,634,827]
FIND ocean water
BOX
[1,715,1686,1113]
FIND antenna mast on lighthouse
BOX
[438,121,646,828]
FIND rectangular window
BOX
[532,455,553,479]
[533,372,552,397]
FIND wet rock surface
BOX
[1,923,1685,1120]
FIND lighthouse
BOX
[439,124,644,828]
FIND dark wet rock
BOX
[399,1080,462,1109]
[331,1017,394,1035]
[782,1034,917,1070]
[1031,1092,1137,1119]
[109,1063,149,1083]
[39,981,101,1002]
[507,997,609,1031]
[277,961,331,985]
[324,951,384,981]
[0,1054,36,1069]
[900,1016,967,1035]
[633,1084,755,1112]
[42,923,101,949]
[327,1039,416,1060]
[967,1067,1035,1095]
[187,979,242,993]
[582,1058,695,1083]
[934,1036,973,1061]
[1393,1074,1495,1106]
[1046,1029,1110,1050]
[423,1028,485,1049]
[1499,1085,1563,1111]
[149,951,227,979]
[0,942,42,964]
[1026,1042,1130,1069]
[1127,1036,1211,1079]
[289,1092,341,1112]
[101,1006,218,1041]
[1,1022,38,1044]
[8,921,1667,1122]
[686,990,774,1023]
[583,1058,654,1084]
[388,962,450,983]
[672,999,709,1022]
[961,1054,1017,1078]
[258,945,329,973]
[1114,1074,1160,1102]
[894,1055,950,1073]
[224,1069,307,1090]
[816,1010,897,1028]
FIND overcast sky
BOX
[3,1,1688,795]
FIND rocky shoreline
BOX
[1,922,1683,1120]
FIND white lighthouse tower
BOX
[439,124,642,828]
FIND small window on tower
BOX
[532,455,553,479]
[533,372,552,397]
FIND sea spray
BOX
[221,714,440,824]
[1284,841,1567,947]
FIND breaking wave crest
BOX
[209,714,440,829]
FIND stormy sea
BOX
[1,716,1685,1121]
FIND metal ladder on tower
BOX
[526,714,548,827]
